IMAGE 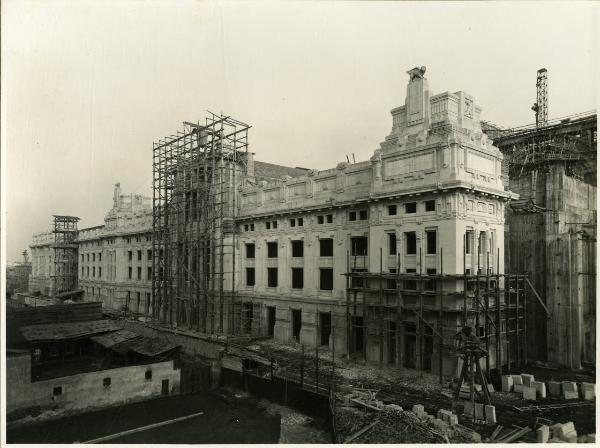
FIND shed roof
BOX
[20,320,121,342]
[111,337,180,357]
[90,329,140,348]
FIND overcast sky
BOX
[3,1,598,262]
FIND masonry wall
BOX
[6,353,180,420]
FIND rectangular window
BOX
[388,233,397,255]
[128,251,132,261]
[147,249,152,260]
[81,254,84,262]
[147,267,152,280]
[128,267,132,279]
[267,242,278,258]
[405,232,417,255]
[87,254,90,262]
[351,268,368,288]
[388,205,397,216]
[246,243,255,259]
[87,266,90,277]
[103,377,111,388]
[92,267,95,277]
[53,386,62,396]
[98,267,102,278]
[405,202,417,213]
[137,267,142,280]
[351,236,368,256]
[99,253,102,262]
[319,239,333,257]
[266,222,271,230]
[272,221,277,229]
[291,240,304,257]
[426,230,437,254]
[349,211,357,221]
[465,230,473,254]
[250,223,255,231]
[359,210,368,220]
[137,250,142,261]
[292,268,304,289]
[267,268,278,287]
[320,268,334,291]
[387,268,397,290]
[246,268,255,286]
[326,214,333,223]
[145,370,152,380]
[404,268,417,290]
[425,200,436,212]
[290,219,296,227]
[92,253,95,262]
[298,218,303,226]
[425,268,437,290]
[317,215,324,224]
[244,224,249,231]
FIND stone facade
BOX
[77,183,153,312]
[232,67,515,373]
[29,231,56,296]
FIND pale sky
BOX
[3,1,598,262]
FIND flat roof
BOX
[90,329,140,348]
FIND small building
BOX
[6,302,181,423]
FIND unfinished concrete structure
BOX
[488,112,597,369]
[77,183,153,312]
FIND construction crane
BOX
[531,68,548,128]
[22,250,29,264]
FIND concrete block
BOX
[502,375,514,392]
[512,374,523,385]
[484,405,496,425]
[474,403,484,421]
[412,404,425,414]
[582,382,595,400]
[548,381,561,397]
[463,401,474,418]
[562,432,578,443]
[556,422,576,439]
[521,373,535,387]
[551,423,563,439]
[449,414,458,426]
[562,382,579,400]
[532,380,547,399]
[486,384,495,393]
[523,385,537,401]
[437,409,452,422]
[473,383,482,392]
[537,425,550,443]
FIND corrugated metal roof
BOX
[90,329,140,348]
[20,320,122,342]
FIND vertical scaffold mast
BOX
[531,68,548,128]
[152,112,250,334]
[51,215,80,296]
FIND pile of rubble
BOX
[334,389,481,444]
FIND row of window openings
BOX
[82,266,152,280]
[387,200,435,216]
[52,371,153,396]
[245,267,334,290]
[82,249,153,263]
[241,213,339,232]
[244,232,438,260]
[81,235,149,249]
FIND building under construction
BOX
[489,110,597,369]
[29,215,80,298]
[152,113,251,334]
[149,67,557,378]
